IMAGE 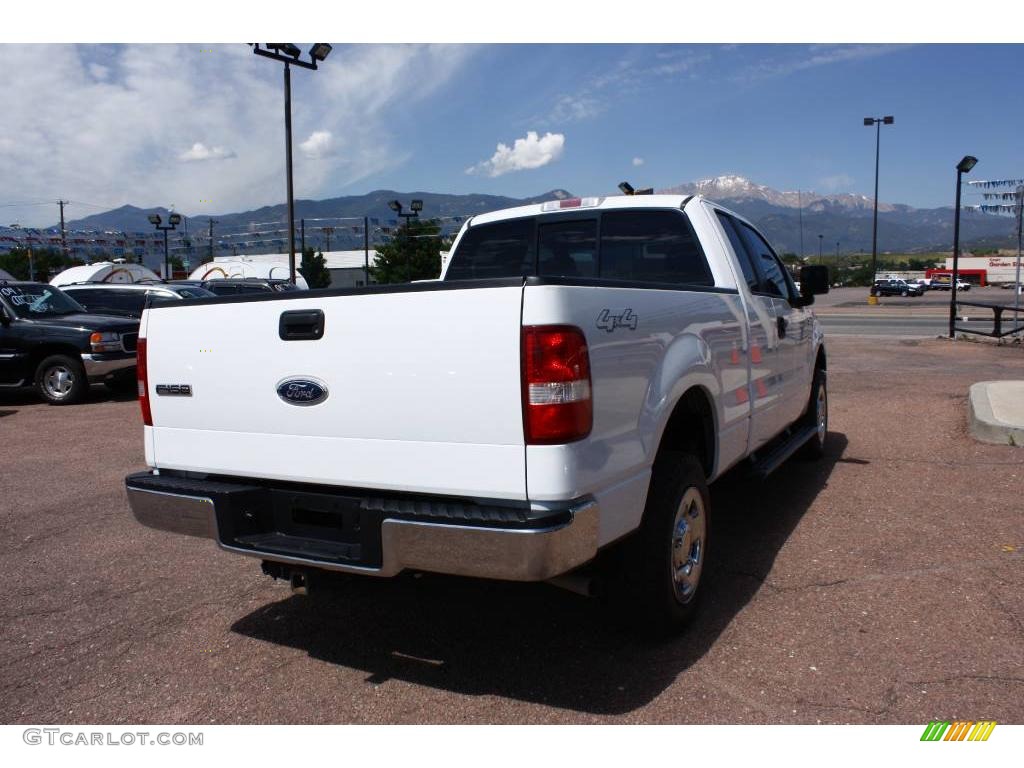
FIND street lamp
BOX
[818,234,823,261]
[949,155,978,338]
[835,241,840,261]
[148,212,182,279]
[864,115,894,295]
[389,199,423,282]
[251,43,333,284]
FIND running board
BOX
[749,424,818,479]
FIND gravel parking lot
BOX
[1,336,1022,724]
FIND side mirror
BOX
[798,265,830,305]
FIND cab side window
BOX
[599,210,712,285]
[715,212,759,292]
[735,221,792,300]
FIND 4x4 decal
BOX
[596,308,638,333]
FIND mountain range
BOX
[62,176,1018,258]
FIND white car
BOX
[125,194,829,632]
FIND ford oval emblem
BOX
[276,377,329,407]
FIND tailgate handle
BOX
[279,309,325,341]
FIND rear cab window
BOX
[444,208,713,288]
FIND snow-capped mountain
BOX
[659,174,898,213]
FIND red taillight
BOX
[522,325,592,444]
[137,337,152,426]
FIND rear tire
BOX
[799,367,828,459]
[36,354,88,405]
[607,453,710,635]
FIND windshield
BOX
[0,284,86,318]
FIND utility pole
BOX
[58,200,68,260]
[300,218,305,255]
[363,216,369,285]
[207,218,217,260]
[798,190,805,259]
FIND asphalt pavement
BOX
[1,336,1022,724]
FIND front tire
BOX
[36,354,89,405]
[609,453,710,635]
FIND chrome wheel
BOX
[670,487,706,604]
[42,365,75,400]
[815,377,828,444]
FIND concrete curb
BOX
[968,381,1024,447]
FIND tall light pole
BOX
[835,240,840,261]
[389,199,423,282]
[818,233,823,261]
[251,43,333,284]
[148,212,182,279]
[948,155,978,338]
[798,190,805,259]
[864,115,894,291]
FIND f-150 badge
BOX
[596,308,638,333]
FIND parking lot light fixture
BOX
[251,43,332,284]
[309,43,333,62]
[949,155,978,338]
[864,115,895,298]
[149,211,182,279]
[618,181,635,196]
[388,199,422,282]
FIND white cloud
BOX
[632,157,645,167]
[299,130,333,158]
[548,95,603,123]
[467,131,565,178]
[0,44,476,227]
[178,142,235,162]
[735,45,911,83]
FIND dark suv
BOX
[61,282,214,319]
[0,281,139,404]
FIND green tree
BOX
[299,246,332,288]
[369,218,443,284]
[0,247,81,281]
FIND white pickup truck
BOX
[125,194,829,632]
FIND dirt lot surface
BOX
[1,337,1022,724]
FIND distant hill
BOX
[58,179,1018,264]
[64,190,575,235]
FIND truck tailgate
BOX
[143,285,527,500]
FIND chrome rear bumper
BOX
[125,472,598,582]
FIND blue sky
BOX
[1,43,1021,227]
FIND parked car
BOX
[873,278,923,297]
[905,279,929,292]
[60,282,215,320]
[0,280,139,404]
[928,277,971,291]
[126,194,830,633]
